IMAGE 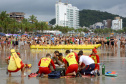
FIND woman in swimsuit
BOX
[114,37,118,48]
[121,37,125,50]
[104,38,107,49]
[110,36,114,50]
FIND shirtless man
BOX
[95,36,99,44]
[101,37,104,49]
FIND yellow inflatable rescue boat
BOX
[30,44,101,49]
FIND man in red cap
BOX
[89,48,100,76]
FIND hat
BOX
[92,48,97,53]
[16,52,20,55]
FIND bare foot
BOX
[73,71,76,76]
[21,73,26,77]
[21,75,26,77]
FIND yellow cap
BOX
[11,49,15,53]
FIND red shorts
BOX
[65,64,78,75]
[8,63,24,72]
[39,67,51,74]
[94,64,100,70]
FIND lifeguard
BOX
[5,50,25,77]
[64,50,78,76]
[37,53,55,77]
[89,48,100,76]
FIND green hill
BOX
[49,9,126,27]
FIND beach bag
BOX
[48,71,61,79]
[55,68,65,76]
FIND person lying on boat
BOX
[5,52,25,77]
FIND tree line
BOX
[0,11,49,34]
[0,11,125,34]
[0,11,90,34]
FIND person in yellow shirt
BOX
[5,52,25,77]
[37,53,56,77]
[64,50,78,76]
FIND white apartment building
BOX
[55,0,79,29]
[111,17,122,30]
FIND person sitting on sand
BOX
[89,48,100,76]
[64,50,78,76]
[5,52,25,77]
[58,53,65,64]
[51,51,63,67]
[37,53,56,77]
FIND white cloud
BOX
[104,3,126,17]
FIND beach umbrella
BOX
[0,32,5,36]
[13,34,18,36]
[36,34,41,37]
[23,34,28,35]
[5,34,10,36]
[21,34,28,36]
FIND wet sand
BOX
[0,46,126,84]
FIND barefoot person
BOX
[5,52,25,77]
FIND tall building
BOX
[9,12,25,22]
[111,17,122,30]
[103,19,112,28]
[107,19,112,28]
[55,0,79,29]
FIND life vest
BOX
[8,56,18,71]
[90,55,97,64]
[40,57,51,67]
[11,49,22,68]
[65,53,78,65]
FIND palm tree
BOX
[38,21,48,32]
[0,11,9,21]
[29,15,37,24]
[0,11,9,32]
[10,19,18,33]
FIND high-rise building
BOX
[55,0,79,29]
[107,19,112,28]
[111,17,122,30]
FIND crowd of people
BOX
[6,48,100,77]
[0,35,126,50]
[4,34,126,77]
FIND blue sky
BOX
[0,0,126,21]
